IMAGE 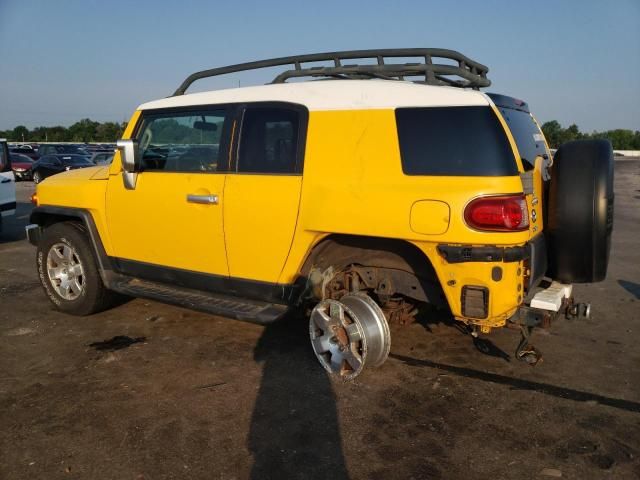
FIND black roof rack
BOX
[172,48,490,96]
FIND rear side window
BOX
[497,107,548,171]
[396,106,518,176]
[237,107,301,174]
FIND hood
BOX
[12,162,33,169]
[41,165,108,185]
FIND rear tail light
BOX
[464,195,529,232]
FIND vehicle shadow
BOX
[0,200,32,244]
[390,353,640,413]
[249,311,349,480]
[415,305,512,362]
[618,280,640,300]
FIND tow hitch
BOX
[508,281,591,365]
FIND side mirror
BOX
[116,139,139,172]
[116,139,139,190]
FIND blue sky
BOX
[0,0,638,132]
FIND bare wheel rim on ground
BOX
[309,294,391,380]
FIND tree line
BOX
[1,118,639,150]
[0,119,127,144]
[539,121,639,150]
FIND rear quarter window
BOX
[396,106,518,176]
[497,107,548,171]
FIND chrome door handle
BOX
[186,193,218,205]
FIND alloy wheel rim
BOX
[46,243,85,300]
[309,294,390,380]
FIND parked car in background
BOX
[0,139,16,234]
[9,145,39,161]
[9,153,34,181]
[90,152,114,165]
[31,154,94,184]
[37,144,90,158]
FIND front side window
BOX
[237,107,302,174]
[137,109,228,172]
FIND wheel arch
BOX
[30,206,115,278]
[296,233,446,306]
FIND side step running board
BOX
[107,274,289,324]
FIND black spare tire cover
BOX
[546,139,614,283]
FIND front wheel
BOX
[33,170,42,184]
[37,222,119,315]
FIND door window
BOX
[237,107,302,174]
[136,109,228,172]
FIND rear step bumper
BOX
[105,272,289,324]
[438,233,547,289]
[509,281,590,328]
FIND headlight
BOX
[15,168,25,172]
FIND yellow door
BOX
[222,104,305,283]
[105,108,231,278]
[223,175,302,282]
[106,172,228,275]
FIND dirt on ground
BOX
[1,160,639,480]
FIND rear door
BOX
[39,156,62,177]
[0,140,16,219]
[490,96,552,286]
[492,100,551,235]
[223,103,307,284]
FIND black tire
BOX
[546,139,614,283]
[33,170,42,184]
[37,221,119,315]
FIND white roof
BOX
[138,80,489,112]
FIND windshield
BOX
[11,154,33,163]
[61,156,92,165]
[55,145,88,155]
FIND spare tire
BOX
[546,139,614,283]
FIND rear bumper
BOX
[437,233,547,289]
[25,224,42,246]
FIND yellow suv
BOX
[26,49,614,379]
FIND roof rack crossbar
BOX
[271,63,489,87]
[172,48,490,96]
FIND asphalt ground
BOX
[1,159,639,479]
